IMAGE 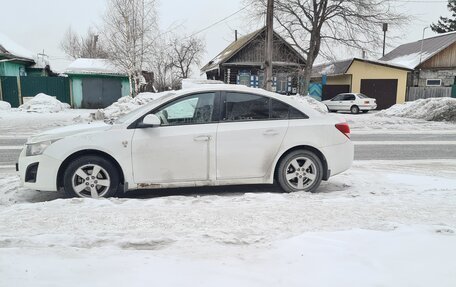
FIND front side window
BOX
[224,92,269,121]
[155,92,215,126]
[332,94,343,101]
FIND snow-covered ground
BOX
[0,160,455,286]
[1,95,456,286]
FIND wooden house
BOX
[380,32,456,100]
[201,27,306,95]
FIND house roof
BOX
[312,57,411,77]
[201,27,306,72]
[65,58,126,76]
[0,32,35,63]
[379,31,456,69]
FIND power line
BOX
[187,3,253,38]
[394,1,448,2]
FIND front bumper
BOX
[18,148,62,191]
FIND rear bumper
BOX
[321,140,354,177]
[18,149,62,191]
[359,104,377,110]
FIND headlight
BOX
[26,140,59,156]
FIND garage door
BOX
[82,78,122,108]
[322,85,350,100]
[360,79,398,110]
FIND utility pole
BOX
[382,23,388,57]
[264,0,273,91]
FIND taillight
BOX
[335,122,350,139]
[364,100,370,104]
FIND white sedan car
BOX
[322,93,377,114]
[18,85,353,198]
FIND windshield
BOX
[114,92,176,125]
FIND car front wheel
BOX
[277,150,323,193]
[63,155,120,198]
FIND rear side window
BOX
[270,99,289,119]
[224,92,269,121]
[343,94,355,101]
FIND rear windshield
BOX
[357,94,368,99]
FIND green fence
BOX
[0,76,20,107]
[20,76,70,104]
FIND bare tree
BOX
[147,40,181,92]
[169,34,205,79]
[103,0,158,96]
[246,0,407,93]
[60,27,108,59]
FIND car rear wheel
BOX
[350,105,360,114]
[277,150,323,193]
[63,155,120,198]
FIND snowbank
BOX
[91,91,173,121]
[0,101,11,111]
[292,95,329,114]
[376,97,456,122]
[19,93,70,113]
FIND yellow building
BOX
[312,58,411,109]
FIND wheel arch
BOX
[273,145,329,181]
[56,149,125,189]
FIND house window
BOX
[426,79,441,86]
[237,71,251,87]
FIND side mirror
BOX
[140,114,161,128]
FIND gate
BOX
[82,78,122,108]
[0,76,20,107]
[20,77,70,104]
[322,85,350,100]
[360,79,398,110]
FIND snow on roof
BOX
[380,32,456,69]
[65,58,126,76]
[0,31,35,61]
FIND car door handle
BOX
[263,130,279,136]
[194,135,211,142]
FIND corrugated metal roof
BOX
[379,31,456,69]
[65,58,126,76]
[312,57,411,77]
[312,58,353,77]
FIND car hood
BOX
[27,122,112,144]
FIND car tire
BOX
[350,105,360,114]
[63,155,120,198]
[277,150,323,193]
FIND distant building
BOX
[312,58,411,110]
[0,32,61,107]
[65,58,130,108]
[380,32,456,100]
[201,27,306,95]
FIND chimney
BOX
[362,50,367,59]
[235,30,238,41]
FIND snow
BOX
[18,93,70,113]
[181,78,224,89]
[293,95,329,114]
[319,63,335,75]
[0,32,35,60]
[0,101,11,110]
[90,91,174,121]
[376,97,456,122]
[65,58,124,75]
[383,52,431,69]
[0,160,456,286]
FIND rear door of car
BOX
[216,92,289,180]
[341,94,356,111]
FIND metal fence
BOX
[407,86,452,101]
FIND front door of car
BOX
[131,92,219,184]
[328,94,343,110]
[216,92,288,180]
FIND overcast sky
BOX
[0,0,451,74]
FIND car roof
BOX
[172,84,322,117]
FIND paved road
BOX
[1,133,456,170]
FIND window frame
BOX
[426,79,442,87]
[129,91,221,129]
[220,91,308,123]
